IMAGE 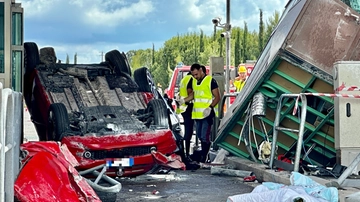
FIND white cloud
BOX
[179,0,225,21]
[20,0,62,17]
[84,0,155,27]
[19,0,289,63]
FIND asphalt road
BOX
[97,168,257,202]
[24,108,257,202]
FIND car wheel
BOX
[24,42,40,75]
[24,42,40,107]
[39,47,57,65]
[134,67,158,98]
[47,103,70,141]
[146,99,169,129]
[105,50,131,76]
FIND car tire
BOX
[39,47,57,65]
[122,52,132,76]
[24,42,40,75]
[134,67,158,98]
[47,103,70,141]
[24,42,40,107]
[146,99,169,129]
[105,50,131,76]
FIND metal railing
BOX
[269,93,307,172]
[0,83,22,202]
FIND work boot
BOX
[185,155,193,163]
[185,140,191,158]
[200,142,211,163]
[177,140,187,162]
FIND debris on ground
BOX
[212,148,229,164]
[210,167,253,178]
[227,172,338,202]
[243,175,257,182]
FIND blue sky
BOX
[19,0,288,63]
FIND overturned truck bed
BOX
[215,0,360,169]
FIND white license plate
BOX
[106,158,134,167]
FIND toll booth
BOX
[333,61,360,173]
[0,0,23,92]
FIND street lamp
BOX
[212,0,231,111]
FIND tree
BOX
[242,22,248,62]
[152,43,155,65]
[199,29,204,53]
[74,53,77,64]
[126,15,291,87]
[234,28,241,66]
[259,9,264,53]
[265,10,280,43]
[66,54,69,64]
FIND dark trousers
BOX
[181,105,194,156]
[194,110,215,162]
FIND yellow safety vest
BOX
[192,76,218,119]
[176,75,193,114]
[233,80,246,92]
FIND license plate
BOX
[106,158,134,167]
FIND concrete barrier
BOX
[0,83,22,202]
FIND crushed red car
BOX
[23,42,185,178]
[15,141,102,202]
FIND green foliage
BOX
[125,10,282,88]
[242,22,248,61]
[265,10,280,43]
[234,28,241,66]
[66,54,69,64]
[74,53,77,64]
[259,9,264,53]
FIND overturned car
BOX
[23,42,185,177]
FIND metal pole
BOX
[225,0,231,111]
[269,94,307,172]
[336,153,360,186]
[293,94,307,172]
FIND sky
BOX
[18,0,289,64]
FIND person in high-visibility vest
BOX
[233,65,247,92]
[175,72,194,161]
[176,64,220,163]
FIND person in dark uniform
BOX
[176,72,194,161]
[177,64,220,163]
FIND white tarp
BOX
[227,172,338,202]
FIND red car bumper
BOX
[62,129,184,177]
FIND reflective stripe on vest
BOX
[176,75,193,114]
[192,76,218,119]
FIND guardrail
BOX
[0,83,22,202]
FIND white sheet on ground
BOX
[227,172,338,202]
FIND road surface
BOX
[97,168,257,202]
